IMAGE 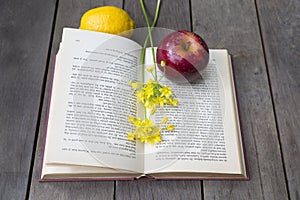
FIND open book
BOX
[40,28,248,180]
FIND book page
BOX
[41,163,141,180]
[44,28,144,173]
[143,49,244,174]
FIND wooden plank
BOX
[28,0,122,199]
[192,0,289,199]
[0,0,57,199]
[255,0,300,199]
[125,0,190,30]
[116,181,202,200]
[116,1,202,200]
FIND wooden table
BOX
[0,0,299,199]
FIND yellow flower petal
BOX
[159,85,172,99]
[161,117,169,124]
[146,64,155,73]
[150,106,157,115]
[171,99,178,106]
[128,116,136,123]
[166,124,174,131]
[128,80,134,86]
[160,60,166,67]
[128,133,135,140]
[136,90,145,103]
[132,82,142,89]
[144,86,154,98]
[143,119,153,127]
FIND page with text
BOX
[44,28,144,173]
[143,49,244,174]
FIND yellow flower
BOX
[133,118,142,127]
[135,125,143,133]
[145,100,155,109]
[159,85,172,98]
[166,124,174,131]
[128,132,135,140]
[136,90,145,103]
[160,60,166,67]
[144,85,154,98]
[148,133,162,145]
[132,82,142,89]
[128,80,134,86]
[128,118,163,145]
[150,106,156,115]
[146,126,161,145]
[128,76,178,145]
[170,98,178,106]
[154,96,165,107]
[161,117,168,124]
[146,64,155,73]
[142,118,152,127]
[147,79,157,85]
[135,127,144,137]
[128,116,136,123]
[129,80,142,89]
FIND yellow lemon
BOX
[79,6,135,37]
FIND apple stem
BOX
[184,41,192,51]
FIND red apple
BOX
[156,30,209,83]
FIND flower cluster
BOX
[127,0,177,145]
[129,78,178,113]
[128,66,178,145]
[127,116,174,145]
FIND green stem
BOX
[140,47,146,83]
[142,0,161,49]
[140,0,161,120]
[158,66,166,82]
[141,0,161,83]
[140,0,160,81]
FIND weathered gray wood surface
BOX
[28,0,121,199]
[257,0,300,200]
[0,0,298,199]
[0,0,56,199]
[192,1,289,199]
[256,1,300,199]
